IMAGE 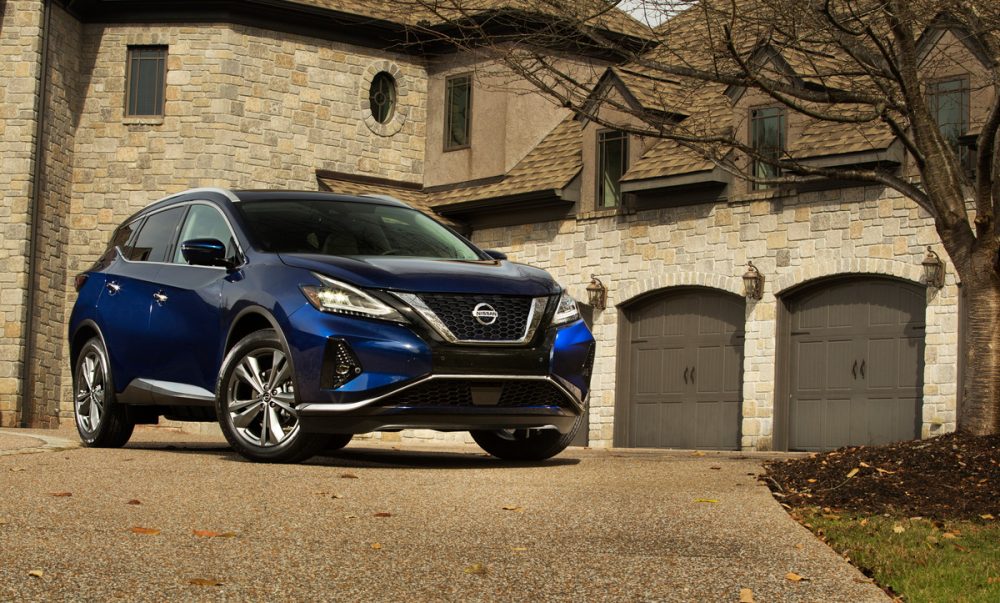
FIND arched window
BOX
[369,72,396,124]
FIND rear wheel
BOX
[73,337,134,447]
[216,330,326,463]
[471,417,582,461]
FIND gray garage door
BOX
[623,289,744,449]
[788,278,925,451]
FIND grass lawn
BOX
[796,509,1000,602]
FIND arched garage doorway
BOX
[780,276,925,451]
[615,288,745,450]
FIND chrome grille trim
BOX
[394,293,549,345]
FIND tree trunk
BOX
[957,246,1000,436]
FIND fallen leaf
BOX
[694,498,718,503]
[691,451,705,457]
[464,563,487,575]
[893,525,905,534]
[188,578,223,586]
[126,499,141,505]
[942,532,957,539]
[987,577,1000,585]
[710,466,721,470]
[785,572,809,582]
[340,473,359,479]
[373,512,392,518]
[875,467,895,475]
[192,530,235,538]
[853,577,874,584]
[49,492,72,497]
[846,468,859,479]
[501,505,525,512]
[344,514,359,519]
[370,542,382,550]
[859,461,870,468]
[739,587,755,602]
[130,527,161,535]
[794,543,804,550]
[806,478,817,483]
[9,467,25,472]
[859,518,869,526]
[981,514,995,521]
[28,570,44,578]
[331,494,344,500]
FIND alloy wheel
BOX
[226,347,299,448]
[75,350,106,435]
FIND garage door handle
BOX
[690,367,695,383]
[860,359,866,379]
[683,367,689,384]
[852,360,857,379]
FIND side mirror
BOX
[484,249,508,261]
[181,238,231,269]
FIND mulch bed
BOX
[763,432,1000,520]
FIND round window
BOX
[368,72,396,125]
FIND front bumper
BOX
[282,303,595,435]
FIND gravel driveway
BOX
[0,427,887,602]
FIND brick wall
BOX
[469,186,959,450]
[0,0,44,426]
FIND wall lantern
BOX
[742,261,764,300]
[922,247,945,288]
[586,275,608,310]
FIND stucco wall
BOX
[469,186,959,450]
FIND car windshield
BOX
[236,199,483,260]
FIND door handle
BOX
[683,367,689,384]
[153,291,168,304]
[860,359,866,379]
[852,360,857,379]
[690,366,695,383]
[106,281,121,295]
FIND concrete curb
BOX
[0,429,81,456]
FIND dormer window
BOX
[598,130,628,208]
[928,78,973,173]
[750,106,785,190]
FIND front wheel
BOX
[73,337,134,447]
[216,330,326,463]
[471,420,581,461]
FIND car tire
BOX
[471,415,583,461]
[73,337,135,448]
[216,329,326,464]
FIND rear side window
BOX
[127,206,186,262]
[97,220,139,266]
[173,204,238,264]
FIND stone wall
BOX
[28,3,81,426]
[469,186,959,450]
[0,0,44,426]
[55,20,429,418]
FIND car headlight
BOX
[551,290,581,326]
[301,274,405,322]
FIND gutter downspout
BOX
[20,0,52,427]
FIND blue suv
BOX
[68,189,595,463]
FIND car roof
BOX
[232,190,412,208]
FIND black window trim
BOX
[444,73,472,151]
[749,104,787,191]
[596,128,629,209]
[125,45,168,118]
[927,76,974,174]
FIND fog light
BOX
[323,339,362,389]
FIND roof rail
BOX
[150,187,241,205]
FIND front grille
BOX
[380,379,569,409]
[418,294,538,341]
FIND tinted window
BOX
[445,75,471,149]
[126,46,167,117]
[128,206,185,262]
[597,130,627,208]
[750,106,786,190]
[236,200,482,261]
[173,204,237,264]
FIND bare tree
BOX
[403,0,1000,436]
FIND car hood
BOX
[278,253,560,296]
